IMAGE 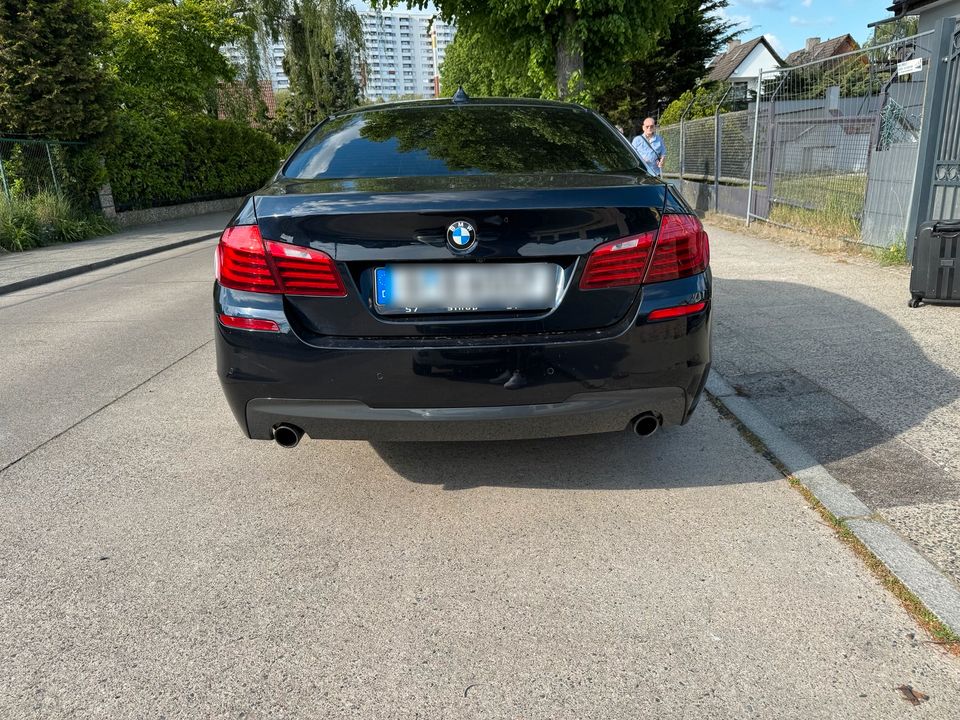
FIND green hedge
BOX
[104,111,282,211]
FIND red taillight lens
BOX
[216,225,280,293]
[265,240,346,297]
[579,214,709,290]
[645,214,709,283]
[579,232,656,290]
[216,225,346,297]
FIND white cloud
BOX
[789,15,834,26]
[801,0,813,6]
[765,33,787,56]
[716,6,753,30]
[733,0,783,8]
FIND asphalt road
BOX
[1,242,959,718]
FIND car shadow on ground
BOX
[710,278,960,508]
[373,278,959,503]
[369,409,774,492]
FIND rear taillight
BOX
[216,225,346,297]
[645,214,709,283]
[579,232,656,290]
[579,214,709,290]
[264,240,346,297]
[217,225,280,293]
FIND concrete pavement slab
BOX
[2,344,959,718]
[706,221,960,595]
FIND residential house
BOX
[705,37,785,98]
[784,35,859,66]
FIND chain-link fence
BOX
[661,30,936,248]
[0,137,76,200]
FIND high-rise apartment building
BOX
[221,6,455,103]
[221,42,290,93]
[360,9,456,101]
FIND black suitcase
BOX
[909,220,960,307]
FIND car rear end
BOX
[214,99,711,444]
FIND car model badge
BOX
[446,220,477,253]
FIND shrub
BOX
[103,111,282,211]
[0,191,115,252]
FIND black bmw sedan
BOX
[214,97,711,446]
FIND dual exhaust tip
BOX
[631,412,661,438]
[272,423,303,449]
[273,414,660,447]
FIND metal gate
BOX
[907,16,960,255]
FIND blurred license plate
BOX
[374,263,561,314]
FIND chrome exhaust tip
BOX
[272,423,304,449]
[631,413,661,438]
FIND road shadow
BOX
[370,411,774,492]
[373,278,960,506]
[711,278,960,508]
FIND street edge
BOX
[705,370,960,640]
[0,232,220,296]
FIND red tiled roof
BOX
[785,35,859,66]
[706,36,785,83]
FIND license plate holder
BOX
[374,263,562,315]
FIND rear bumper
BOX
[246,388,687,442]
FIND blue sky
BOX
[719,1,894,57]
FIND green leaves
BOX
[104,0,249,114]
[104,111,282,211]
[0,0,113,140]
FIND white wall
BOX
[731,44,783,90]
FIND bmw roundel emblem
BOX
[446,220,477,253]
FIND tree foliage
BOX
[105,0,248,114]
[377,0,678,100]
[660,83,732,125]
[280,0,362,133]
[595,0,737,133]
[0,0,112,140]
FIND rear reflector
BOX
[216,225,346,297]
[647,301,707,321]
[579,232,656,290]
[579,214,709,290]
[218,314,281,332]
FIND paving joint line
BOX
[706,369,960,637]
[0,340,212,476]
[0,231,220,296]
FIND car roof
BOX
[331,96,591,119]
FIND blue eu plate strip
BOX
[374,267,392,306]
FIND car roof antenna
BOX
[452,85,469,103]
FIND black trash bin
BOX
[909,220,960,307]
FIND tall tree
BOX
[105,0,249,114]
[0,0,112,139]
[282,0,362,130]
[377,0,678,100]
[596,0,738,131]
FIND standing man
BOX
[632,117,665,177]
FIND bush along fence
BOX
[660,26,951,250]
[1,113,282,252]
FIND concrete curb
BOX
[0,232,219,297]
[706,370,960,637]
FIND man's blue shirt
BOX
[632,133,665,176]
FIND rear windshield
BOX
[282,104,641,179]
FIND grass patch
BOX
[707,394,960,656]
[768,174,866,241]
[0,191,115,252]
[878,239,909,266]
